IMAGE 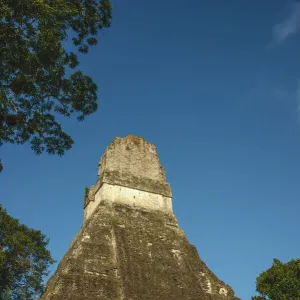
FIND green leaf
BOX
[0,0,112,172]
[0,205,55,299]
[253,258,300,300]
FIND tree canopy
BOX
[252,258,300,300]
[0,205,55,299]
[0,0,112,171]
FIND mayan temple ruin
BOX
[40,135,239,300]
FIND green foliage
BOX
[84,186,89,199]
[252,258,300,300]
[0,0,112,171]
[0,205,55,299]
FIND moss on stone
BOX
[40,203,238,300]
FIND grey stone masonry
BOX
[97,135,172,197]
[39,135,240,300]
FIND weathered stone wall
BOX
[40,135,240,300]
[99,135,166,182]
[40,202,239,300]
[84,183,172,220]
[97,135,172,197]
[84,135,173,220]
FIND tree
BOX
[252,258,300,300]
[0,205,55,299]
[0,0,112,171]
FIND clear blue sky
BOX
[2,1,300,299]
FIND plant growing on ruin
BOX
[84,186,90,199]
[0,205,55,299]
[0,0,112,171]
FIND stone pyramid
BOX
[40,135,239,300]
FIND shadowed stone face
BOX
[40,202,239,300]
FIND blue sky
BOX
[2,0,300,298]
